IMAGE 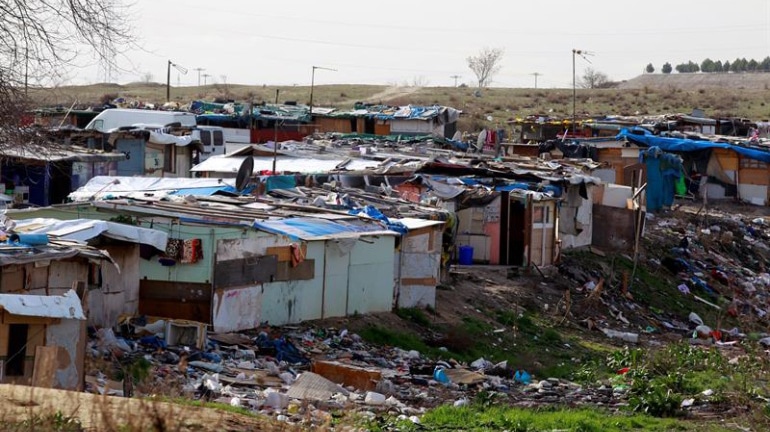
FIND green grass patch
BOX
[462,316,493,336]
[395,307,432,327]
[151,397,260,419]
[400,404,731,431]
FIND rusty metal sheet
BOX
[273,259,315,282]
[214,255,278,288]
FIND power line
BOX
[193,67,205,86]
[450,75,461,87]
[530,72,542,88]
[181,5,766,38]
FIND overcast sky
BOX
[72,0,770,89]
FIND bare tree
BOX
[140,72,154,84]
[411,75,430,87]
[0,0,131,149]
[579,67,610,89]
[467,47,504,88]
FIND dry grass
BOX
[0,384,292,432]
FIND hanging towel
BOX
[181,239,203,264]
[290,243,305,268]
[165,238,183,260]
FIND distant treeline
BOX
[646,58,770,74]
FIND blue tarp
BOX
[265,175,297,192]
[642,147,683,212]
[495,183,530,192]
[616,128,770,163]
[348,205,408,234]
[253,217,388,240]
[169,185,240,196]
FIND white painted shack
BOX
[214,217,398,332]
[0,290,86,390]
[12,218,168,328]
[31,200,399,333]
[393,218,444,308]
[0,232,122,391]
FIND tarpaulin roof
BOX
[147,130,198,147]
[616,128,770,163]
[14,218,168,251]
[0,289,85,320]
[326,105,460,123]
[253,217,397,241]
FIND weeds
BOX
[575,342,770,419]
[395,307,431,327]
[6,411,84,432]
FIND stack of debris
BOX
[85,319,635,427]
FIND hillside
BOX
[29,73,770,132]
[619,72,770,90]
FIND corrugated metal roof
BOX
[253,217,397,241]
[191,155,377,174]
[0,144,126,163]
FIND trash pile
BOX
[559,203,770,349]
[86,318,632,427]
[648,208,770,329]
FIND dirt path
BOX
[345,86,421,105]
[0,384,284,431]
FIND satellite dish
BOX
[235,156,254,191]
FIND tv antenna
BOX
[166,60,188,101]
[571,49,595,137]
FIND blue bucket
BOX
[9,233,49,245]
[458,245,474,265]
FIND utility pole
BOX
[166,60,188,101]
[450,75,461,87]
[194,68,205,87]
[530,72,541,89]
[309,65,337,116]
[202,74,211,86]
[571,49,592,137]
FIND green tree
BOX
[700,58,715,73]
[714,60,723,72]
[734,58,748,72]
[661,62,673,74]
[645,63,655,73]
[723,60,731,72]
[761,56,770,72]
[675,61,699,73]
[748,58,759,72]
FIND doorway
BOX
[6,324,29,377]
[500,193,527,266]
